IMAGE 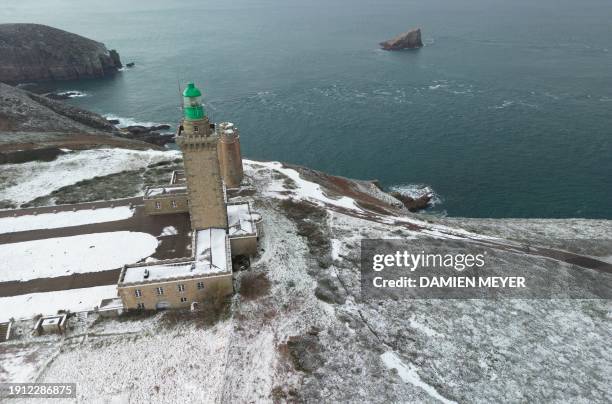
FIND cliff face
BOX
[0,24,122,83]
[0,83,116,133]
[380,28,424,50]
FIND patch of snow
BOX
[409,319,442,338]
[0,206,134,234]
[331,239,342,260]
[159,226,178,237]
[381,351,457,404]
[39,321,233,402]
[0,231,158,282]
[0,285,118,322]
[0,345,55,383]
[244,160,360,210]
[145,185,187,198]
[599,255,612,264]
[0,148,181,205]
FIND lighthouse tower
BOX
[176,83,227,230]
[217,122,244,188]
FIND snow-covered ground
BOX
[0,285,117,322]
[244,160,360,211]
[0,148,180,205]
[0,206,134,234]
[381,351,457,404]
[0,151,609,402]
[0,231,158,282]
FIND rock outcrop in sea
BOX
[389,190,432,212]
[380,28,424,50]
[0,24,122,83]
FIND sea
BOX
[3,0,611,219]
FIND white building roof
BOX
[227,203,256,236]
[194,228,230,273]
[144,185,187,199]
[42,318,59,326]
[121,228,230,284]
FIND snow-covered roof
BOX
[170,170,186,185]
[121,229,230,284]
[194,228,230,273]
[144,185,187,199]
[227,203,257,236]
[99,298,124,311]
[41,318,60,326]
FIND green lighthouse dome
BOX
[183,82,202,98]
[183,82,205,121]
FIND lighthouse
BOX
[176,82,228,230]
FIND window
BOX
[194,126,199,132]
[171,200,177,208]
[135,289,142,298]
[180,297,188,303]
[177,284,185,293]
[197,282,204,290]
[156,287,164,296]
[136,303,145,310]
[155,201,161,209]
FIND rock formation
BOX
[0,82,117,133]
[0,24,122,83]
[389,190,432,212]
[380,28,423,50]
[0,83,164,152]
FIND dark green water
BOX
[4,0,612,218]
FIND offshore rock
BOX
[389,190,432,212]
[380,28,424,50]
[0,23,123,83]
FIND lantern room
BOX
[183,82,205,121]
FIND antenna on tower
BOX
[176,74,183,114]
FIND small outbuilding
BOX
[34,314,67,335]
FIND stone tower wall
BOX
[177,118,228,230]
[217,123,244,189]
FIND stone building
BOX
[143,184,188,215]
[118,229,233,310]
[118,82,261,311]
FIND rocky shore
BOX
[0,83,165,154]
[115,123,175,147]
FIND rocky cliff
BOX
[0,82,116,133]
[0,24,122,83]
[0,83,161,154]
[380,28,424,50]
